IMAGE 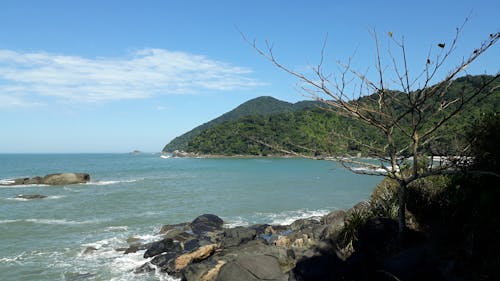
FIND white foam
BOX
[24,218,99,225]
[0,219,17,224]
[258,209,330,225]
[0,252,25,264]
[0,179,15,185]
[88,179,139,186]
[223,216,250,228]
[104,226,129,232]
[0,183,49,188]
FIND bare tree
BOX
[243,22,500,236]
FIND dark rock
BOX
[183,239,200,252]
[181,258,219,281]
[248,224,271,235]
[82,246,97,255]
[169,231,196,242]
[293,253,345,281]
[143,238,182,258]
[222,226,257,248]
[382,245,440,281]
[160,222,190,234]
[151,252,178,268]
[216,255,288,281]
[290,218,321,232]
[134,262,155,274]
[190,214,224,235]
[124,245,141,254]
[16,194,47,200]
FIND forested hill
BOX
[162,96,321,152]
[164,75,499,156]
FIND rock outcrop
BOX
[131,203,444,281]
[1,173,90,186]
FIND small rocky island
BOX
[1,173,90,186]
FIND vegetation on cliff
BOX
[180,75,499,157]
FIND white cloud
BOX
[0,48,262,106]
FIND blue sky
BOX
[0,0,498,153]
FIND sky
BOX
[0,0,498,153]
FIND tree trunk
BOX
[397,181,407,241]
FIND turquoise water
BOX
[0,154,381,281]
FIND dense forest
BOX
[164,75,499,156]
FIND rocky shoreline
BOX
[108,198,440,281]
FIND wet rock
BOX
[151,252,178,271]
[134,262,155,274]
[143,238,182,258]
[15,194,47,200]
[190,214,224,235]
[124,245,141,254]
[82,246,97,255]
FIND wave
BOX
[223,208,333,227]
[104,226,129,232]
[0,218,100,225]
[87,179,140,186]
[223,216,250,228]
[257,208,331,226]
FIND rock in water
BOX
[190,214,224,235]
[1,173,90,186]
[143,238,181,258]
[41,173,90,185]
[15,194,47,200]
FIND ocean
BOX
[0,153,382,281]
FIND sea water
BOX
[0,153,382,280]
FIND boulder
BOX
[175,244,218,271]
[190,214,224,235]
[290,218,321,232]
[15,194,47,200]
[215,255,288,281]
[181,259,223,281]
[222,226,256,248]
[143,238,182,258]
[151,252,178,272]
[320,210,346,242]
[41,173,90,185]
[322,210,346,225]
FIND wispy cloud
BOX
[0,48,262,107]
